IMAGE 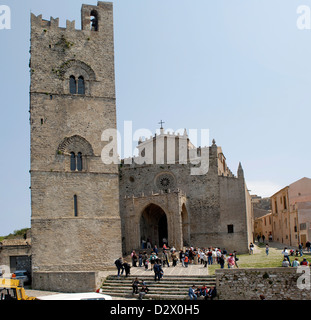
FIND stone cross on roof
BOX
[158,120,165,129]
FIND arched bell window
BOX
[90,10,99,31]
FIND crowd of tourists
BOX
[114,244,239,279]
[114,244,238,300]
[131,245,239,270]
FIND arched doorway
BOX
[140,204,168,248]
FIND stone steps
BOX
[100,275,216,300]
[103,282,216,288]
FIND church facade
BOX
[29,2,253,291]
[119,128,253,255]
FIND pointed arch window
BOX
[78,76,85,95]
[69,76,77,94]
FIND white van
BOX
[38,292,112,300]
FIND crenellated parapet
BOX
[31,13,76,31]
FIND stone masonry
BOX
[30,2,122,290]
[216,268,311,300]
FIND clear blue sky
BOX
[0,0,310,235]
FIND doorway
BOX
[140,204,168,248]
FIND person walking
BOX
[299,243,303,257]
[153,260,163,281]
[227,254,235,268]
[162,250,170,268]
[265,244,269,256]
[219,255,225,269]
[180,250,185,267]
[212,249,217,264]
[184,255,189,268]
[207,249,213,265]
[153,245,159,255]
[171,250,178,267]
[138,252,143,267]
[249,243,254,255]
[203,251,208,268]
[149,252,157,270]
[142,251,148,269]
[131,250,138,267]
[189,249,194,265]
[233,251,239,268]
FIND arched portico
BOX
[122,191,187,254]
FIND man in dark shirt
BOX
[115,257,124,277]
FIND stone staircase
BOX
[100,274,216,300]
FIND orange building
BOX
[270,177,311,247]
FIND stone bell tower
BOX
[29,2,122,291]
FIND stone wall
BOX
[32,271,109,293]
[216,268,311,300]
